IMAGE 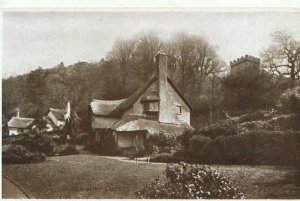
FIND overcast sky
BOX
[3,11,300,78]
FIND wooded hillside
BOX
[3,31,298,131]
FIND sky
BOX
[3,10,300,78]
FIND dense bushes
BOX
[117,147,145,158]
[3,144,45,164]
[13,133,55,156]
[280,86,300,113]
[193,119,239,139]
[148,133,182,154]
[3,133,80,163]
[75,133,90,145]
[136,162,244,199]
[187,131,300,165]
[58,144,79,156]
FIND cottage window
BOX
[143,101,159,112]
[176,105,182,114]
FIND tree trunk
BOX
[290,64,296,88]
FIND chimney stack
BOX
[155,52,168,123]
[15,108,20,118]
[155,52,168,91]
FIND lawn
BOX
[2,155,300,199]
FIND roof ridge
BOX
[108,77,157,116]
[11,117,34,120]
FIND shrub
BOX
[177,130,193,149]
[189,131,300,165]
[150,153,178,163]
[149,132,182,154]
[149,151,188,163]
[13,133,55,156]
[117,147,145,158]
[99,131,118,155]
[136,162,244,199]
[264,113,300,131]
[75,133,90,145]
[195,119,239,139]
[280,86,300,113]
[188,135,211,157]
[3,144,45,164]
[58,144,79,156]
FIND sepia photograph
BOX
[1,1,300,199]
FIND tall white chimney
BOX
[155,52,169,123]
[64,101,71,121]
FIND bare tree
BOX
[107,39,135,88]
[260,31,300,88]
[131,32,162,82]
[166,32,224,95]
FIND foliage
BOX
[148,132,182,154]
[188,131,300,165]
[222,65,281,110]
[3,144,45,164]
[280,86,300,113]
[58,144,79,156]
[188,135,211,156]
[136,162,244,199]
[117,147,145,158]
[177,130,194,149]
[75,132,90,145]
[150,153,180,163]
[97,131,118,155]
[13,133,55,156]
[194,119,239,139]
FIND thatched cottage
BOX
[88,53,193,153]
[7,111,35,135]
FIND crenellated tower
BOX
[230,55,260,74]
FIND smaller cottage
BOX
[46,108,67,130]
[42,116,56,132]
[7,116,35,136]
[45,103,81,134]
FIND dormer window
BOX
[176,105,182,114]
[144,101,159,112]
[141,91,160,119]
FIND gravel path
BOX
[2,176,29,199]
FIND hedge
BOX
[3,144,46,164]
[188,131,300,165]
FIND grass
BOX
[213,165,300,199]
[3,155,300,199]
[2,155,166,199]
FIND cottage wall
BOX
[9,128,19,136]
[122,82,157,118]
[121,81,190,125]
[162,82,190,124]
[114,131,146,149]
[8,128,30,136]
[91,115,119,129]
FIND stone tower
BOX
[230,55,260,74]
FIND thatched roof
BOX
[90,99,127,116]
[48,108,66,121]
[141,90,160,102]
[8,117,35,129]
[43,116,56,128]
[47,108,81,121]
[90,75,191,118]
[108,77,157,116]
[110,115,194,135]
